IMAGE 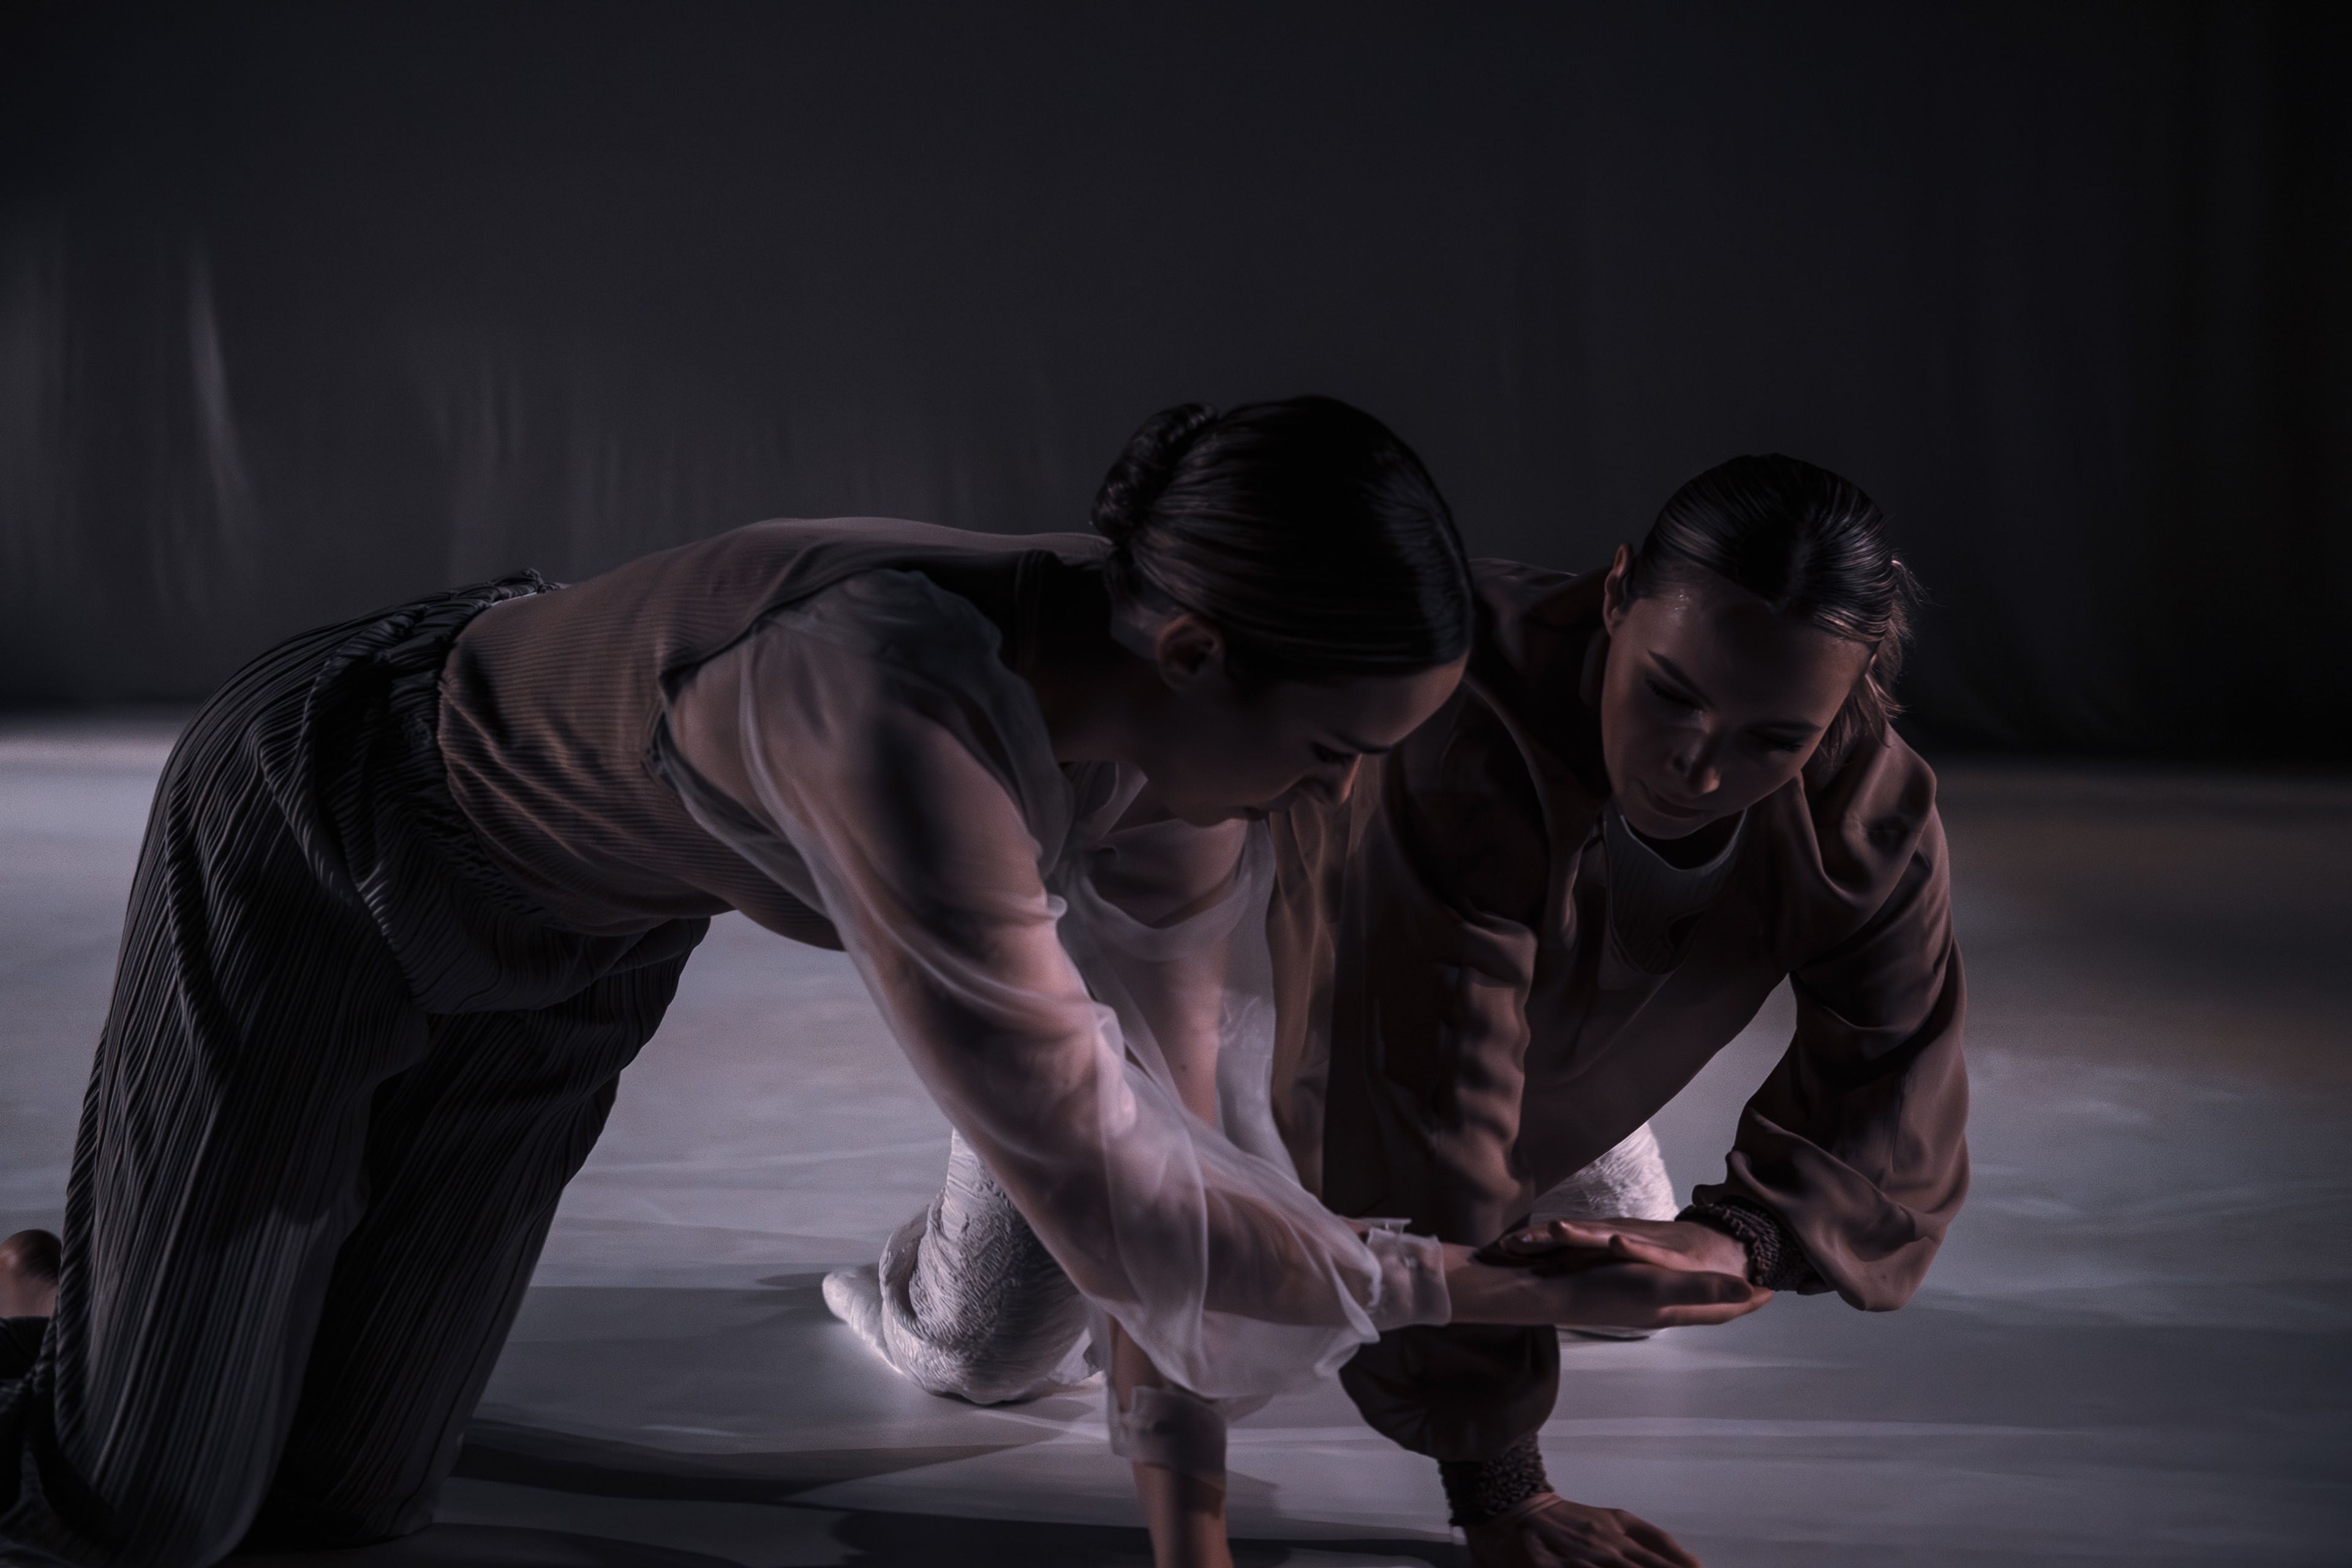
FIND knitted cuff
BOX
[1438,1432,1551,1528]
[1678,1198,1822,1291]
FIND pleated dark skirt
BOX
[0,579,708,1568]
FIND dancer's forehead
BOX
[1619,576,1868,732]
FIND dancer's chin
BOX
[1623,779,1719,839]
[1179,796,1284,827]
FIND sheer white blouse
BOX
[654,568,1449,1398]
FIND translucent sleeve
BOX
[1055,808,1295,1170]
[661,604,1447,1398]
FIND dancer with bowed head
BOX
[0,397,1766,1568]
[831,454,1966,1568]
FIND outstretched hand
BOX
[1444,1241,1768,1330]
[1487,1217,1752,1281]
[1466,1492,1703,1568]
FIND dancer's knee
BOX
[238,1482,433,1559]
[0,1230,60,1320]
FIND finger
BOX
[1628,1271,1770,1324]
[1520,1217,1653,1251]
[1652,1289,1773,1326]
[1621,1517,1702,1568]
[1518,1540,1572,1568]
[1523,1246,1623,1278]
[1498,1220,1580,1253]
[1523,1237,1677,1278]
[1539,1262,1768,1327]
[1610,1267,1760,1307]
[1622,1545,1693,1568]
[1668,1270,1766,1305]
[1602,1233,1691,1269]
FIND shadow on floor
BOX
[827,1511,1468,1567]
[19,1392,1433,1568]
[453,1416,1042,1502]
[427,1420,1467,1566]
[233,1525,750,1567]
[238,1516,1467,1568]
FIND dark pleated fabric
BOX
[0,579,709,1568]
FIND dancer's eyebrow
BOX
[1649,655,1712,705]
[1654,654,1819,736]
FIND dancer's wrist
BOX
[1446,1243,1595,1324]
[1678,1199,1821,1291]
[1365,1227,1452,1329]
[1441,1433,1553,1526]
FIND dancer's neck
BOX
[1017,562,1162,769]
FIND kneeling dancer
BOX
[0,398,1763,1568]
[832,454,1968,1568]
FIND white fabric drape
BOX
[657,568,1446,1398]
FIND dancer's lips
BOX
[1637,780,1709,820]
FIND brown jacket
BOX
[1266,560,1970,1458]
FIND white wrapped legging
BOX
[827,1121,1681,1410]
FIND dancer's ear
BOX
[1152,613,1227,692]
[1600,543,1635,631]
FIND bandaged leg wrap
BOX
[1109,1383,1232,1484]
[1527,1122,1678,1224]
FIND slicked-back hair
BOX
[1626,453,1920,767]
[1091,396,1472,684]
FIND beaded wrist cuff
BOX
[1678,1198,1822,1292]
[1438,1431,1551,1528]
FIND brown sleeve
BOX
[1330,695,1546,1245]
[1693,809,1969,1310]
[1323,699,1564,1460]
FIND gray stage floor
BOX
[3,718,2346,1566]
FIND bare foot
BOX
[0,1230,60,1318]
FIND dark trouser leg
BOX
[1338,1323,1560,1461]
[0,660,432,1568]
[0,1323,44,1384]
[244,932,698,1547]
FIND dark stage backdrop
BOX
[2,2,2346,758]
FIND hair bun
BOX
[1090,402,1220,548]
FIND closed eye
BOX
[1311,743,1357,766]
[1644,676,1698,710]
